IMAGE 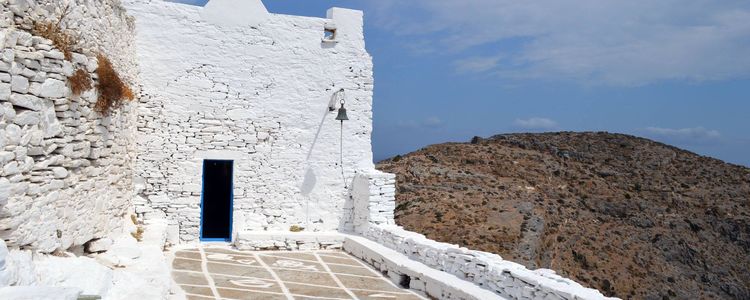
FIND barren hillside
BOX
[377,132,750,299]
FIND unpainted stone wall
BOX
[0,0,138,253]
[124,0,375,242]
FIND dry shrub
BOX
[95,54,134,115]
[69,68,92,96]
[31,5,75,60]
[131,226,144,242]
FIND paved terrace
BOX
[171,246,427,300]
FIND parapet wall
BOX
[352,170,614,300]
[350,169,396,230]
[0,0,138,253]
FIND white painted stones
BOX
[0,178,9,206]
[0,0,139,255]
[39,100,61,137]
[3,161,19,176]
[0,82,9,100]
[85,238,113,253]
[4,124,20,145]
[0,287,82,300]
[34,256,114,296]
[13,110,40,126]
[7,0,30,16]
[9,94,43,111]
[51,167,68,179]
[10,76,27,93]
[1,49,13,62]
[39,78,67,98]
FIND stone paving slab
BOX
[172,246,427,300]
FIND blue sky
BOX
[172,0,750,167]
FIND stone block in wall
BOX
[9,93,43,110]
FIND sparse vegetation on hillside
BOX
[378,132,750,299]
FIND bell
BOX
[335,104,349,121]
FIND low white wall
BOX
[350,169,396,231]
[0,0,138,253]
[343,234,504,300]
[234,231,344,251]
[351,171,615,300]
[362,225,614,300]
[125,0,375,242]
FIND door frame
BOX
[199,159,234,242]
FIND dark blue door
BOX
[200,160,233,241]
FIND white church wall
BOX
[124,0,375,242]
[0,0,138,253]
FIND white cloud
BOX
[368,0,750,86]
[422,117,444,127]
[455,55,503,73]
[642,126,721,143]
[397,117,444,129]
[513,117,558,130]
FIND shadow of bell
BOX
[300,167,317,197]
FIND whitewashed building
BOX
[127,0,379,243]
[0,0,616,299]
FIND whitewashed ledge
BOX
[232,229,616,300]
[0,286,82,300]
[234,231,346,251]
[233,231,504,300]
[343,234,505,300]
[361,225,619,300]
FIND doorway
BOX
[200,160,234,242]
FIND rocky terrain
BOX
[377,132,750,300]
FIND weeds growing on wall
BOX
[69,68,92,96]
[131,226,144,242]
[31,4,76,60]
[95,54,134,115]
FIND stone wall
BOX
[350,169,613,299]
[361,225,614,300]
[124,0,375,242]
[351,170,396,231]
[0,0,138,253]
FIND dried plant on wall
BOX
[94,54,135,115]
[69,68,92,96]
[31,4,77,60]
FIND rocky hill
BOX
[376,132,750,299]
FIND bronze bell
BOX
[335,103,349,121]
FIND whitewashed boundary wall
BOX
[0,0,138,253]
[124,0,375,242]
[351,170,616,300]
[350,169,396,230]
